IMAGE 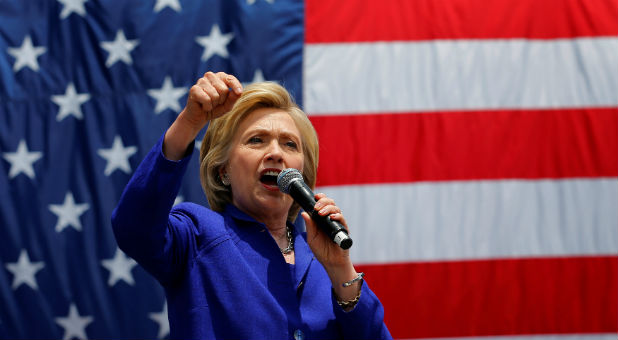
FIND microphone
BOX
[277,168,353,250]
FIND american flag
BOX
[0,0,616,339]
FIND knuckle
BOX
[206,72,219,82]
[214,82,228,92]
[203,84,216,95]
[190,87,205,101]
[202,101,213,111]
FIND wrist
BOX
[332,272,364,312]
[163,112,203,160]
[323,260,355,286]
[326,262,362,303]
[175,109,206,137]
[333,280,363,311]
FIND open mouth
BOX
[259,169,281,188]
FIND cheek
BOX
[229,149,259,175]
[294,154,304,172]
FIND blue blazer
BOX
[112,136,392,339]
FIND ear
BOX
[218,165,231,186]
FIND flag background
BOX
[1,0,616,339]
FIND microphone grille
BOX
[277,168,303,194]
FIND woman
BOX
[112,72,391,339]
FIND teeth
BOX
[263,170,280,176]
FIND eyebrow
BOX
[243,128,301,141]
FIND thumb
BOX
[217,89,241,116]
[302,212,318,244]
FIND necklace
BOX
[280,225,294,254]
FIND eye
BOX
[285,140,299,150]
[248,136,263,144]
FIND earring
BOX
[221,173,230,186]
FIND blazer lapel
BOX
[291,226,314,292]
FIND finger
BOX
[313,195,335,211]
[205,72,229,106]
[220,84,241,112]
[316,204,341,217]
[188,85,213,112]
[199,82,221,110]
[220,91,239,113]
[314,192,327,200]
[214,72,242,113]
[217,72,243,95]
[301,212,319,244]
[328,212,349,232]
[314,193,334,205]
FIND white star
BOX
[149,302,170,339]
[51,82,91,121]
[147,76,187,114]
[49,192,90,232]
[195,139,202,151]
[2,140,43,180]
[97,136,138,176]
[100,30,139,67]
[57,0,88,19]
[101,248,138,286]
[7,35,47,72]
[154,0,181,12]
[251,69,266,83]
[195,24,234,62]
[5,250,45,290]
[55,303,93,340]
[247,0,274,4]
[173,195,184,206]
[242,69,266,87]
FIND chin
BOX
[260,195,292,210]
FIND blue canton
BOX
[0,0,303,338]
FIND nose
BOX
[265,140,283,163]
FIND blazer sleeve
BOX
[110,134,197,286]
[333,281,393,340]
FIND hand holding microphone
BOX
[277,168,353,250]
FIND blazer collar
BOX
[223,204,314,291]
[290,227,314,290]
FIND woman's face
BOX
[224,107,304,222]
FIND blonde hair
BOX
[199,82,319,222]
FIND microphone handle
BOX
[289,181,353,250]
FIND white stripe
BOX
[317,178,618,264]
[410,334,617,340]
[304,38,618,114]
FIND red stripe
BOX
[310,108,618,187]
[306,0,618,43]
[357,256,618,339]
